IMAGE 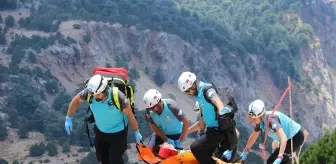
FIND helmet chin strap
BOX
[194,82,199,96]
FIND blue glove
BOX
[240,150,249,161]
[273,158,282,164]
[167,139,176,147]
[222,150,233,160]
[134,130,143,143]
[64,116,72,135]
[219,107,231,115]
[175,140,183,149]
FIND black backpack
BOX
[202,83,238,115]
[202,82,238,131]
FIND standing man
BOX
[64,74,143,164]
[143,89,189,153]
[240,99,305,164]
[177,71,238,164]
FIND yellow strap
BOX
[112,87,121,110]
[86,93,92,103]
[104,77,126,85]
[128,85,135,105]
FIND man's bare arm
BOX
[66,93,84,117]
[150,123,169,141]
[123,105,139,131]
[179,116,189,141]
[210,96,225,114]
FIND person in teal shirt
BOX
[143,89,189,153]
[178,71,238,164]
[240,99,304,164]
[64,74,143,164]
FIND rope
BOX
[288,77,294,164]
[262,81,291,161]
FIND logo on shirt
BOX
[165,116,171,120]
[269,124,277,132]
[178,110,183,115]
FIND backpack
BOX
[202,82,238,114]
[202,82,238,131]
[84,67,136,116]
[83,67,136,149]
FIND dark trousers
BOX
[190,127,229,164]
[94,126,128,164]
[267,129,305,164]
[149,133,181,153]
[214,127,238,162]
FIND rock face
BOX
[34,20,334,141]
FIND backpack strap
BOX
[86,93,93,104]
[112,87,121,110]
[111,87,127,129]
[127,85,135,107]
[202,84,219,120]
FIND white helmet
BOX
[86,74,108,95]
[194,101,200,111]
[143,89,162,108]
[178,71,197,92]
[248,99,265,118]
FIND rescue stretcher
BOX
[136,142,242,164]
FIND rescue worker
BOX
[143,89,189,153]
[240,99,305,164]
[178,71,238,164]
[64,74,143,164]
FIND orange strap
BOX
[136,142,161,164]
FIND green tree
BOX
[52,91,71,111]
[300,129,336,163]
[0,0,17,10]
[62,142,70,153]
[128,68,140,80]
[0,122,8,141]
[73,24,81,29]
[29,143,45,157]
[0,158,8,164]
[153,68,165,87]
[0,32,6,45]
[47,142,58,156]
[12,160,19,164]
[18,18,25,27]
[83,32,91,43]
[18,124,29,139]
[27,51,37,63]
[5,15,15,27]
[45,79,59,95]
[0,65,9,82]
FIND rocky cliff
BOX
[31,18,335,141]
